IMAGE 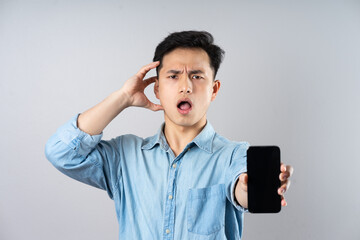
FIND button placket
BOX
[163,147,190,239]
[163,156,181,239]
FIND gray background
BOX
[1,0,359,239]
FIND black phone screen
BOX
[247,146,281,213]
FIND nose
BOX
[179,75,192,94]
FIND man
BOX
[45,31,293,239]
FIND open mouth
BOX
[177,98,193,114]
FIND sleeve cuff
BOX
[57,113,103,157]
[230,169,249,212]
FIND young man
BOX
[45,31,293,239]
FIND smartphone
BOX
[247,146,281,213]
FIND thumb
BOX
[146,100,164,112]
[240,173,248,184]
[239,173,248,192]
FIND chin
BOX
[164,111,192,125]
[173,118,196,126]
[168,114,206,129]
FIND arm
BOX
[45,61,163,197]
[235,163,294,208]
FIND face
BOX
[154,48,221,128]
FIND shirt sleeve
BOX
[225,142,250,212]
[44,113,121,199]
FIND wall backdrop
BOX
[1,0,359,239]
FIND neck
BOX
[163,115,207,156]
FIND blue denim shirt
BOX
[45,113,249,240]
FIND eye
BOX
[168,75,177,79]
[192,75,203,80]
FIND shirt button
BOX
[166,229,170,234]
[168,195,173,200]
[172,163,177,168]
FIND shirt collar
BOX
[141,121,216,153]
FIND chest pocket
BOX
[186,184,226,236]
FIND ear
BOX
[211,80,221,101]
[154,77,160,99]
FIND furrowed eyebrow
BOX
[166,70,204,75]
[166,70,182,74]
[188,70,204,75]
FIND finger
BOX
[136,61,160,80]
[143,76,158,86]
[279,172,290,181]
[287,165,294,177]
[281,196,287,206]
[152,103,164,111]
[280,163,287,173]
[278,180,291,195]
[145,100,164,112]
[280,163,294,177]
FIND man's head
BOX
[153,31,224,128]
[153,30,225,79]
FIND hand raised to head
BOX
[121,61,164,111]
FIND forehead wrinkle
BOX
[160,47,214,77]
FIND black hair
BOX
[153,30,225,79]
